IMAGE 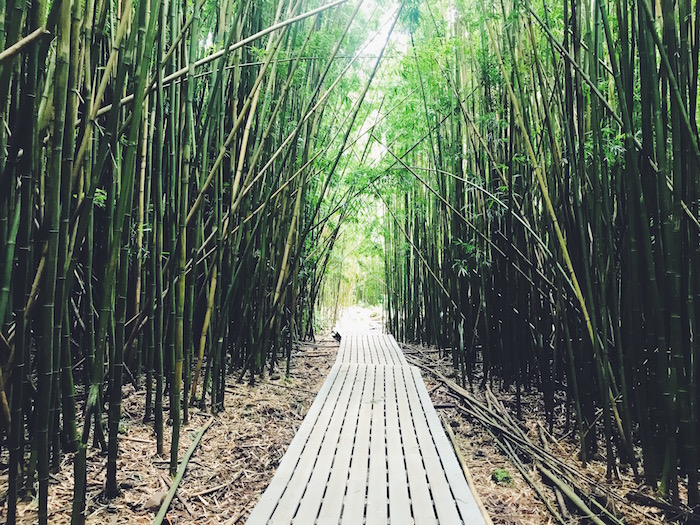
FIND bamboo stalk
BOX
[152,417,214,525]
[0,26,48,63]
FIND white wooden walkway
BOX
[246,333,486,524]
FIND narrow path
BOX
[246,333,487,524]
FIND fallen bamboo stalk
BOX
[538,424,571,520]
[152,417,214,525]
[159,473,195,516]
[539,465,607,525]
[408,351,631,524]
[188,472,242,498]
[488,428,567,525]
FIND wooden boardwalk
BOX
[246,333,486,524]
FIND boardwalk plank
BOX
[395,365,438,524]
[366,366,388,524]
[341,364,374,525]
[335,332,409,366]
[367,334,375,363]
[376,335,390,364]
[411,366,485,522]
[316,365,367,523]
[382,334,399,366]
[387,334,408,365]
[337,337,346,362]
[404,365,463,524]
[273,365,358,522]
[294,365,367,523]
[385,366,413,524]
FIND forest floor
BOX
[411,348,673,525]
[1,306,676,524]
[1,337,338,524]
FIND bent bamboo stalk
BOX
[152,417,215,525]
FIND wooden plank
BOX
[347,337,352,362]
[348,335,361,364]
[385,336,398,365]
[384,336,394,364]
[345,333,353,363]
[367,335,376,364]
[378,335,398,366]
[410,366,486,523]
[340,363,374,525]
[366,365,388,525]
[293,365,367,523]
[395,365,438,524]
[271,364,359,523]
[404,365,464,524]
[339,334,409,365]
[369,335,380,365]
[387,334,408,365]
[384,366,413,524]
[246,364,348,524]
[337,333,349,362]
[376,335,390,365]
[372,335,386,364]
[364,334,374,363]
[316,365,369,523]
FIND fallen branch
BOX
[188,472,243,498]
[406,351,639,525]
[152,417,214,525]
[485,426,567,525]
[625,492,700,523]
[258,381,318,395]
[539,466,606,525]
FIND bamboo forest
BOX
[0,0,698,522]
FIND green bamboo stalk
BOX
[484,20,598,374]
[152,418,214,525]
[6,0,42,517]
[99,0,160,501]
[55,0,83,458]
[0,201,20,327]
[34,0,71,519]
[90,0,350,121]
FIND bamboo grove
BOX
[377,0,700,509]
[0,0,699,519]
[0,0,408,522]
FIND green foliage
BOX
[401,1,422,34]
[94,188,107,209]
[491,468,512,485]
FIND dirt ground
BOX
[0,307,680,524]
[0,336,338,524]
[410,347,677,525]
